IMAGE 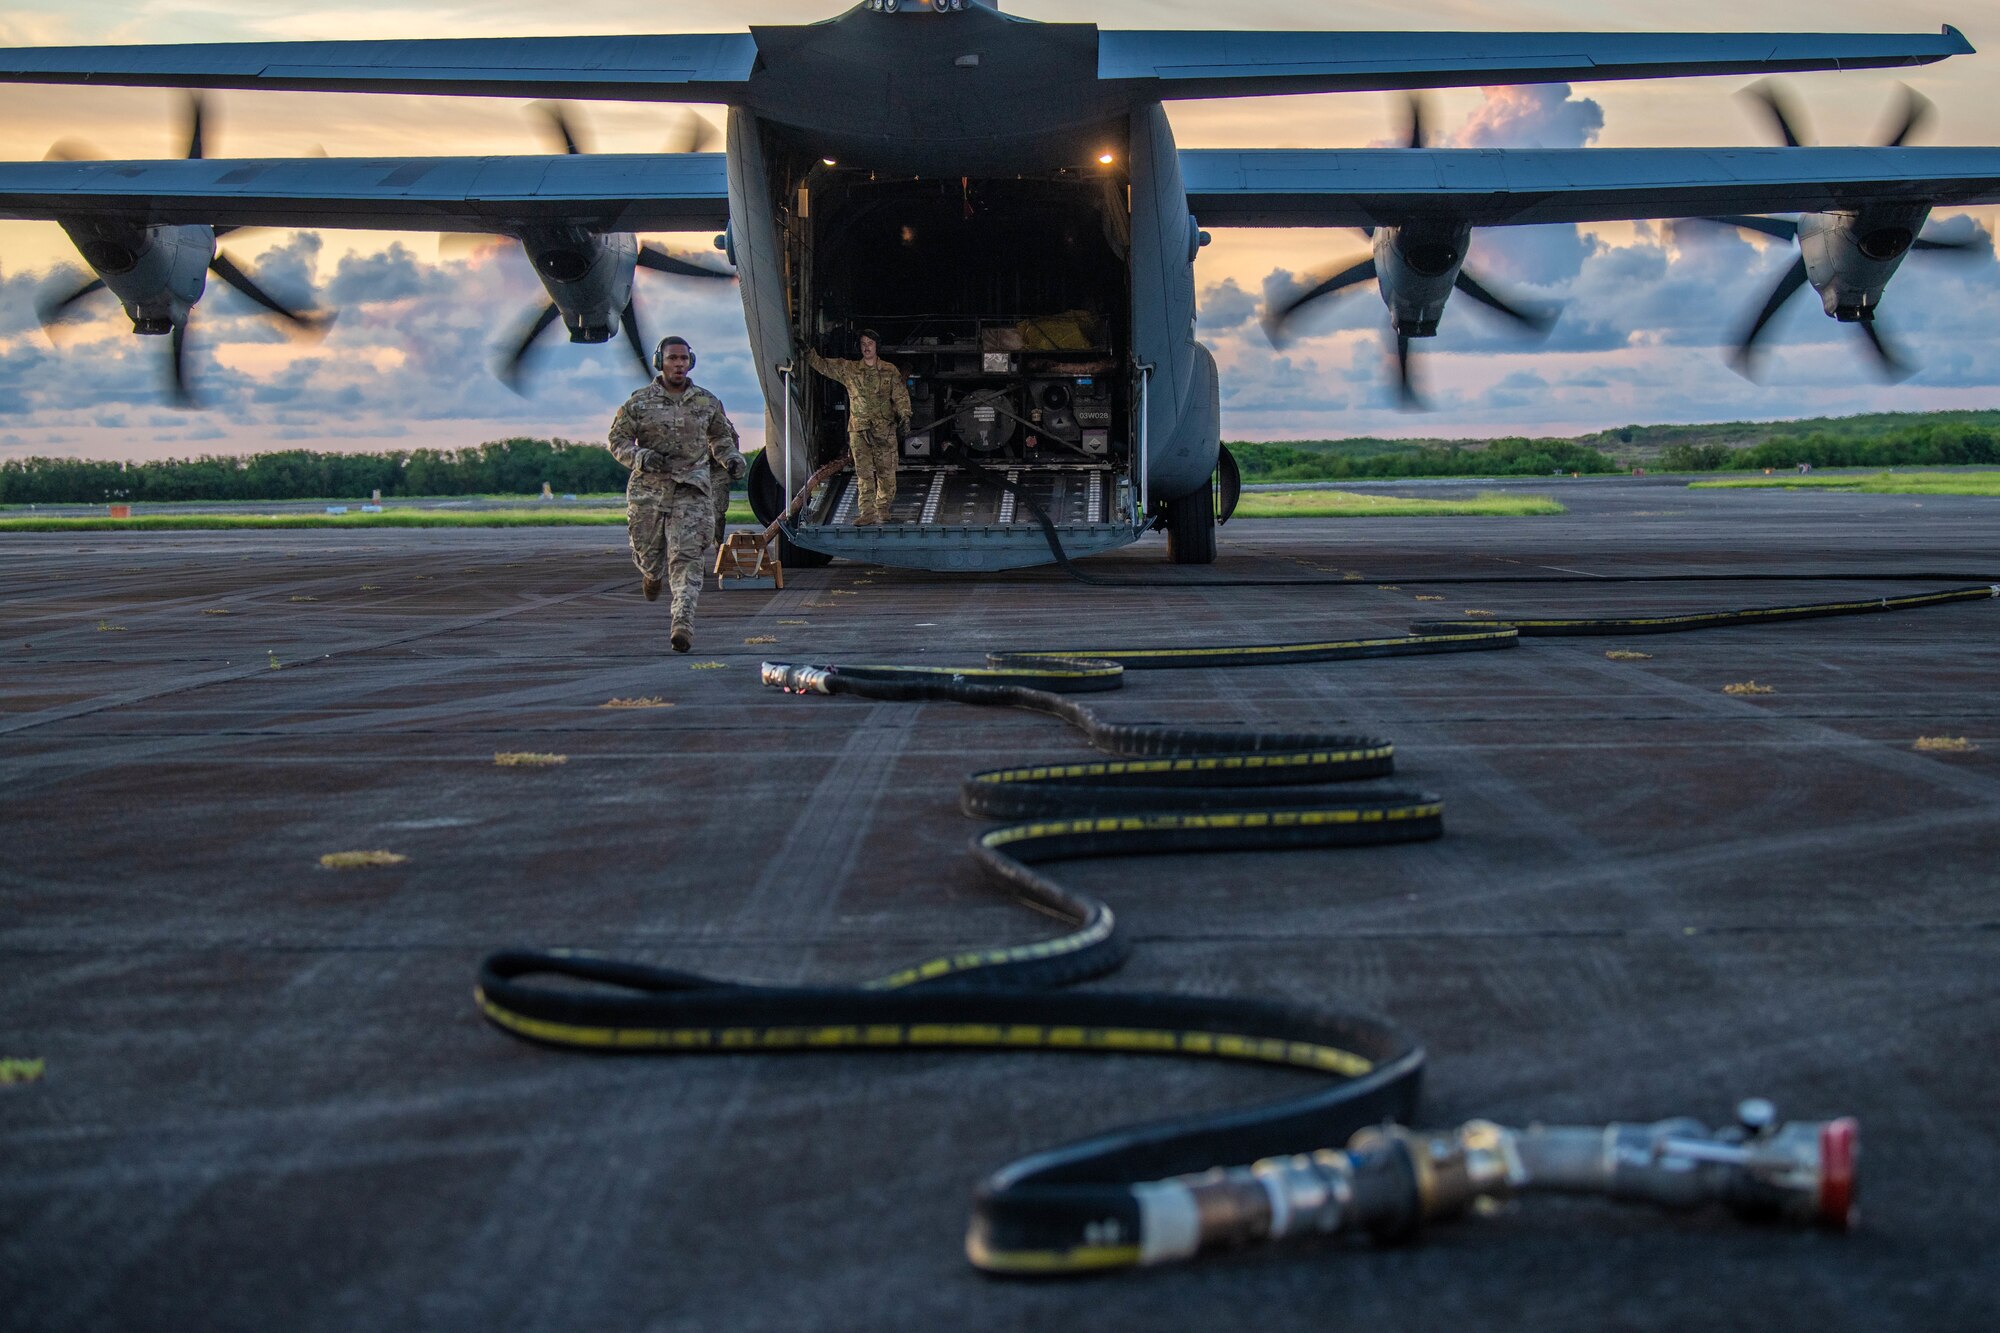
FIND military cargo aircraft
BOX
[0,3,1997,569]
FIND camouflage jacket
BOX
[806,350,911,433]
[607,379,743,497]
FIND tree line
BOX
[1228,436,1619,483]
[0,438,631,504]
[1656,422,2000,472]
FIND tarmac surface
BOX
[3,475,1996,1332]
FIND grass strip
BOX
[1689,471,2000,497]
[0,494,1562,529]
[0,505,758,531]
[1232,490,1564,518]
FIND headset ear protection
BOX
[653,338,696,372]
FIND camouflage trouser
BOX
[709,464,732,544]
[628,480,712,625]
[849,424,899,522]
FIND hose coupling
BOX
[1512,1099,1858,1229]
[1125,1100,1855,1266]
[760,662,832,694]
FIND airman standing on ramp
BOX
[608,335,745,653]
[807,329,911,526]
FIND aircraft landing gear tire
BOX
[746,450,833,569]
[1162,473,1217,565]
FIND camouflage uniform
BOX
[807,349,911,524]
[608,378,744,631]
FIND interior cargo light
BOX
[1097,151,1115,165]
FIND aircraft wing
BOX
[0,33,756,101]
[1103,27,1975,99]
[1181,147,2000,229]
[0,153,731,233]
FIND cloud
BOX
[1445,85,1604,151]
[324,241,432,304]
[1196,277,1258,332]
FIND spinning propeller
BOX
[493,104,735,392]
[37,94,331,407]
[1262,97,1557,408]
[1710,81,1982,381]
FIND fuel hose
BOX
[476,563,1990,1274]
[477,629,1517,1275]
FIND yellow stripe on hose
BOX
[476,992,1374,1076]
[865,911,1119,991]
[970,747,1395,784]
[966,1240,1145,1274]
[977,804,1441,847]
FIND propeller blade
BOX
[619,300,651,381]
[209,252,331,339]
[636,243,734,280]
[1397,92,1430,150]
[496,302,562,392]
[1393,332,1423,411]
[1857,319,1913,382]
[666,109,720,155]
[1741,79,1813,148]
[182,91,206,160]
[1879,85,1935,148]
[1453,268,1558,334]
[1729,254,1810,379]
[1262,256,1378,346]
[530,100,586,155]
[42,137,103,162]
[168,321,196,408]
[36,275,107,333]
[1700,214,1801,243]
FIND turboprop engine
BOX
[492,103,735,390]
[1372,220,1472,338]
[1261,96,1555,407]
[1715,81,1982,378]
[1797,204,1931,322]
[53,218,215,336]
[520,225,637,345]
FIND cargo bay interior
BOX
[787,171,1135,535]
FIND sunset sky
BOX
[1,0,1996,461]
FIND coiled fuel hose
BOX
[477,588,1989,1273]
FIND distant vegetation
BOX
[1573,409,2000,459]
[1228,437,1617,482]
[1229,409,2000,482]
[0,505,757,532]
[1650,421,2000,473]
[0,438,628,505]
[3,410,1997,505]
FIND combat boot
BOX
[643,575,662,602]
[670,622,692,653]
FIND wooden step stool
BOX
[713,531,782,589]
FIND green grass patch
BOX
[1233,490,1564,518]
[1688,471,2000,497]
[0,505,757,532]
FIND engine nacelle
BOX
[57,220,214,334]
[1374,221,1471,337]
[1800,204,1931,322]
[518,227,637,343]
